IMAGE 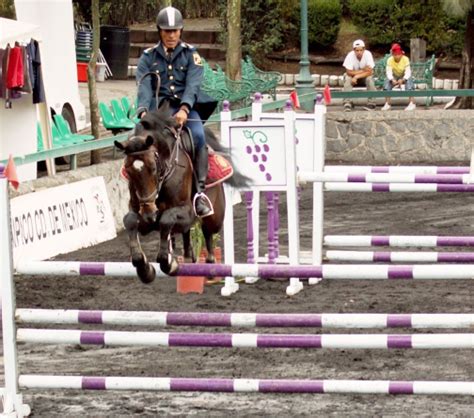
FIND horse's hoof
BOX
[159,256,179,276]
[137,263,156,284]
[131,253,145,268]
[169,257,179,275]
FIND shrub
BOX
[307,0,342,48]
[219,0,290,62]
[0,0,15,19]
[348,0,465,56]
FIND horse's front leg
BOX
[124,211,156,284]
[157,207,194,275]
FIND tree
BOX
[442,0,473,109]
[226,0,241,80]
[87,0,101,164]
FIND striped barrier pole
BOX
[16,309,474,329]
[15,260,474,279]
[325,165,471,175]
[323,183,474,192]
[326,251,474,263]
[16,329,474,349]
[324,235,474,248]
[18,375,474,395]
[299,172,474,185]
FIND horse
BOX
[114,105,247,284]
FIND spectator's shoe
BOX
[405,102,416,111]
[343,103,352,112]
[381,103,391,111]
[366,103,377,110]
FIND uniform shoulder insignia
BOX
[182,42,195,49]
[144,44,158,55]
[192,51,203,66]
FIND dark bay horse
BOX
[114,106,246,283]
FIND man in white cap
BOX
[342,39,377,111]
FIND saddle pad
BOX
[206,153,233,189]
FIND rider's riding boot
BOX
[194,146,214,218]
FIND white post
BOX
[0,165,30,417]
[220,102,239,296]
[309,95,326,285]
[284,103,303,296]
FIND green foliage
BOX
[348,0,466,55]
[0,0,15,19]
[73,0,219,26]
[347,0,395,44]
[219,0,296,62]
[307,0,342,48]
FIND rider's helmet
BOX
[156,6,184,31]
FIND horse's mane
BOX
[133,105,179,156]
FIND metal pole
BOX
[296,0,314,110]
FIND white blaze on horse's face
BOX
[133,160,145,172]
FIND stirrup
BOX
[193,192,214,218]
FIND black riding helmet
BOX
[156,6,184,31]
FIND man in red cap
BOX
[382,43,416,111]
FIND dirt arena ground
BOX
[4,185,474,416]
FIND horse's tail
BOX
[204,127,252,189]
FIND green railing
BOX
[3,89,473,167]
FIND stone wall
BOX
[326,110,474,163]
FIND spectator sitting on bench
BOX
[382,43,416,111]
[342,39,376,112]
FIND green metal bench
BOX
[241,55,283,100]
[201,59,253,110]
[373,54,436,105]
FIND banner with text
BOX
[10,177,116,266]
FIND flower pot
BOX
[176,255,205,294]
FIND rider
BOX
[136,6,217,217]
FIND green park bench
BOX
[201,59,254,110]
[373,54,436,105]
[241,55,283,100]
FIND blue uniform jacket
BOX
[136,41,217,121]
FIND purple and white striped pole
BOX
[16,261,474,280]
[325,165,471,175]
[299,172,474,185]
[324,235,474,248]
[323,183,474,192]
[326,251,474,263]
[16,329,473,349]
[18,375,474,395]
[16,309,474,329]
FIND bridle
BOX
[126,126,183,208]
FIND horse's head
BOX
[115,135,161,223]
[114,105,181,223]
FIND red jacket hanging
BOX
[6,46,24,89]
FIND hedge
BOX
[348,0,466,55]
[308,0,342,48]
